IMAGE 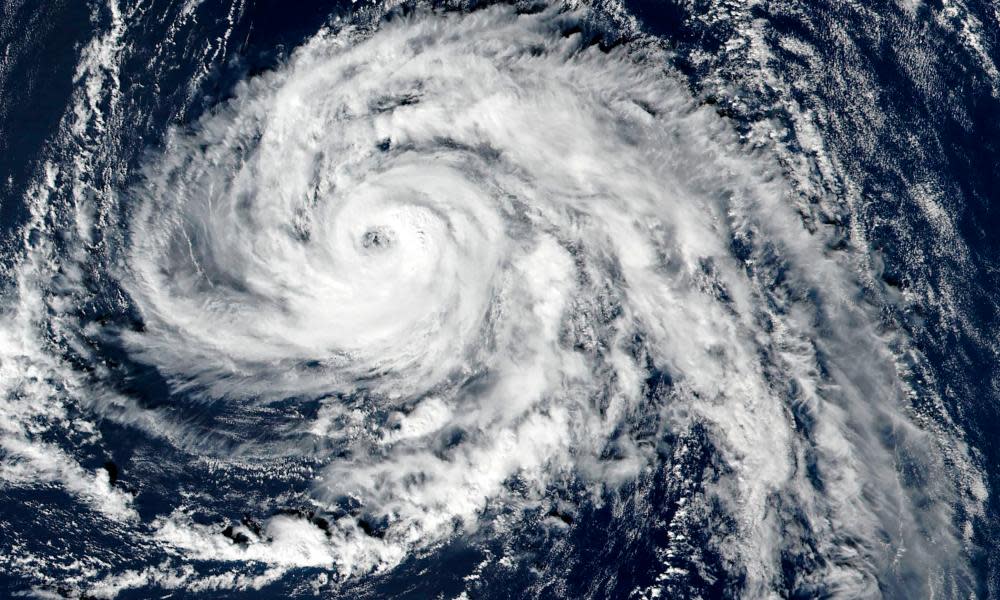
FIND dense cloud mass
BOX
[0,2,992,598]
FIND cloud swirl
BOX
[0,3,985,597]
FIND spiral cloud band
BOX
[0,2,986,598]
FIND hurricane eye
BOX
[361,227,394,250]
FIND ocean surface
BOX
[1,0,999,598]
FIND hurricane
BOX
[2,0,998,598]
